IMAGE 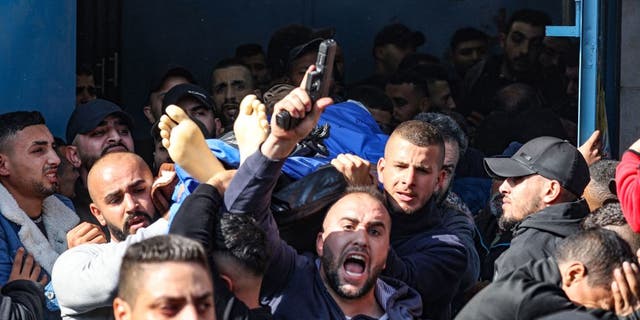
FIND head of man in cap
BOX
[484,136,590,231]
[162,83,222,138]
[67,99,135,183]
[373,23,425,76]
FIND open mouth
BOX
[396,191,416,202]
[343,253,367,277]
[126,214,150,232]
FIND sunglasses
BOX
[76,86,97,96]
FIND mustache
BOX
[43,164,58,174]
[101,143,130,156]
[123,211,154,229]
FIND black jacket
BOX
[494,200,588,279]
[0,280,45,320]
[170,183,272,320]
[457,258,640,320]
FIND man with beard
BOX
[461,9,550,119]
[0,111,79,319]
[173,78,423,319]
[210,59,260,134]
[483,136,590,278]
[52,152,168,319]
[66,99,135,225]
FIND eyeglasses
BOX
[76,86,97,96]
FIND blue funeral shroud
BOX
[169,100,389,222]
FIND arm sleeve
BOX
[617,151,640,232]
[223,150,300,296]
[51,219,168,316]
[169,183,222,249]
[0,280,45,320]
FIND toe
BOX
[165,105,189,122]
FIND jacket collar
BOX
[0,183,78,274]
[387,197,443,238]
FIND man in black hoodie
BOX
[483,136,590,278]
[456,228,640,320]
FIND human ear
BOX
[64,145,82,168]
[316,232,324,257]
[113,297,131,320]
[542,180,563,204]
[89,203,107,227]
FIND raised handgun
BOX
[276,39,337,130]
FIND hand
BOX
[262,66,333,159]
[7,248,48,286]
[66,222,107,248]
[578,130,603,165]
[206,170,237,195]
[331,154,375,186]
[612,261,640,316]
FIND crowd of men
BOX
[2,7,640,320]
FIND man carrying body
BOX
[66,99,135,225]
[160,79,422,319]
[52,152,166,319]
[484,136,590,278]
[0,111,79,317]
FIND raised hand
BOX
[578,130,603,165]
[331,153,375,186]
[261,66,333,160]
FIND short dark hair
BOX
[493,83,543,114]
[391,119,444,149]
[505,9,552,34]
[213,213,270,277]
[387,70,430,98]
[0,111,46,153]
[346,85,393,112]
[450,27,489,51]
[555,228,635,288]
[150,66,197,94]
[324,185,388,231]
[235,43,264,59]
[414,112,468,158]
[117,235,210,305]
[582,202,626,229]
[586,160,619,204]
[211,58,254,89]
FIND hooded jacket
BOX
[382,197,467,320]
[494,200,588,279]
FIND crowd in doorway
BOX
[1,7,640,320]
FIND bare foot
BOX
[234,95,270,164]
[158,105,224,182]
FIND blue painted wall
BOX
[0,0,76,139]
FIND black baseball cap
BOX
[483,136,590,196]
[374,23,425,49]
[162,83,214,112]
[66,99,134,143]
[287,38,324,68]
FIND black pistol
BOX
[276,39,337,130]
